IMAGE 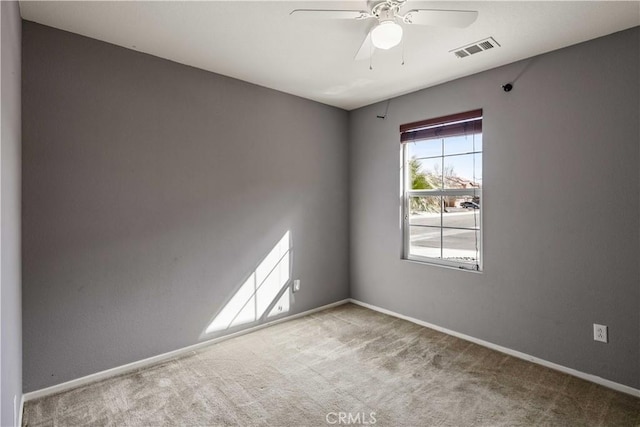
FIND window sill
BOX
[402,257,483,274]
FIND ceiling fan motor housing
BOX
[369,0,406,18]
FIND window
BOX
[400,109,482,271]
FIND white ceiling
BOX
[19,1,640,110]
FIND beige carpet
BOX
[23,303,640,426]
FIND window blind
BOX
[400,109,482,144]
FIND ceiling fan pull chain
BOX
[401,38,405,65]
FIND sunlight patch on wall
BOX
[205,231,291,334]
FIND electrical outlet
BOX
[593,324,608,343]
[293,279,301,293]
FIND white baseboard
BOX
[17,395,24,427]
[23,299,350,402]
[348,298,640,398]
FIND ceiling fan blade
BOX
[402,9,478,28]
[289,9,372,20]
[354,30,375,61]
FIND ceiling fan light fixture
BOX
[371,20,403,50]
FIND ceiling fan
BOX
[290,0,478,60]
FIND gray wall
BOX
[1,1,22,425]
[22,22,349,392]
[20,17,640,394]
[350,27,640,388]
[1,1,23,425]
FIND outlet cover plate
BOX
[593,324,608,343]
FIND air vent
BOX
[478,41,495,50]
[450,37,500,59]
[465,45,483,55]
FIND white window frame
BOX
[401,114,483,272]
